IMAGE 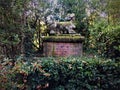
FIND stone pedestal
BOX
[43,35,84,57]
[43,42,83,57]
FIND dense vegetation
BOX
[0,0,120,89]
[0,0,120,60]
[89,22,120,60]
[0,57,120,90]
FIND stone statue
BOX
[46,13,76,35]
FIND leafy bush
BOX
[0,57,15,89]
[89,20,120,60]
[100,26,120,60]
[1,57,120,90]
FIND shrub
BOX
[0,57,15,90]
[99,26,120,60]
[1,57,120,90]
[89,20,120,60]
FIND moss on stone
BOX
[42,34,84,43]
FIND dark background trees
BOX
[0,0,24,58]
[0,0,120,60]
[0,0,35,58]
[87,0,120,60]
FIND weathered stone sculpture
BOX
[42,13,84,57]
[46,13,76,35]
